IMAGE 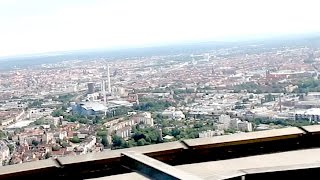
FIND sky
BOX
[0,0,320,57]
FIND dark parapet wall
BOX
[1,125,320,179]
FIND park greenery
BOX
[111,124,162,149]
[52,94,75,103]
[250,117,314,127]
[233,82,264,93]
[52,106,132,125]
[294,78,320,93]
[233,81,290,94]
[110,119,217,149]
[96,128,109,148]
[133,98,174,112]
[28,99,44,108]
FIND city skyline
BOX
[1,0,320,57]
[1,17,320,171]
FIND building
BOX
[229,118,240,130]
[133,112,154,126]
[162,107,185,120]
[115,126,131,139]
[218,114,231,129]
[112,86,128,97]
[140,112,151,119]
[295,108,320,121]
[0,140,10,165]
[72,102,108,116]
[74,136,97,155]
[108,119,135,132]
[285,84,298,93]
[42,132,54,144]
[128,94,139,104]
[238,121,253,132]
[215,123,226,131]
[306,92,320,99]
[87,82,95,94]
[87,93,100,101]
[0,109,25,127]
[59,131,68,140]
[199,130,224,138]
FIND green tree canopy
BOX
[70,136,81,143]
[101,136,109,148]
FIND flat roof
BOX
[59,141,185,165]
[178,148,320,177]
[307,92,320,95]
[302,125,320,133]
[183,127,304,148]
[295,108,320,115]
[0,159,58,175]
[88,172,148,180]
[94,148,320,180]
[122,151,202,180]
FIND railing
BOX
[1,125,320,179]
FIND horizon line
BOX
[1,32,319,59]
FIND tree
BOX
[79,118,88,124]
[52,109,64,117]
[171,128,181,137]
[52,145,61,151]
[32,140,39,146]
[194,122,203,128]
[50,124,56,130]
[101,136,109,148]
[61,141,68,148]
[225,129,236,134]
[34,119,44,125]
[7,144,14,153]
[94,116,102,124]
[132,132,145,141]
[70,136,81,143]
[242,98,249,103]
[137,139,146,146]
[127,139,136,147]
[28,100,43,108]
[0,130,6,139]
[133,98,175,112]
[112,135,125,148]
[97,131,108,137]
[45,152,51,159]
[265,93,274,102]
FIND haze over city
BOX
[1,0,320,57]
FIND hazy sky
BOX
[0,0,319,57]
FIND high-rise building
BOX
[238,121,253,132]
[87,82,95,94]
[219,114,231,129]
[230,118,240,130]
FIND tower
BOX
[212,64,214,74]
[107,64,111,94]
[102,80,107,106]
[279,94,282,113]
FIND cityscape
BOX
[1,36,320,167]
